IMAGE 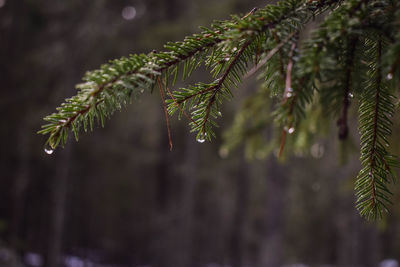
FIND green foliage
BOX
[356,38,398,219]
[39,0,400,220]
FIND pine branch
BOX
[356,38,397,220]
[39,0,341,151]
[38,0,400,220]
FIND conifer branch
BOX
[39,0,340,150]
[38,0,400,220]
[356,38,397,220]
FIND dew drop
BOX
[140,89,145,93]
[44,147,54,155]
[387,73,393,80]
[348,93,354,98]
[288,127,295,134]
[218,111,222,116]
[286,92,293,98]
[285,88,294,98]
[197,133,207,143]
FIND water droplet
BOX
[217,112,222,116]
[387,73,393,80]
[285,87,294,98]
[122,6,137,20]
[288,127,295,134]
[348,93,354,98]
[44,147,54,155]
[140,89,144,93]
[197,133,206,143]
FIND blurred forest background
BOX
[1,0,400,266]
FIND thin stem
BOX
[369,39,383,209]
[272,30,286,80]
[279,39,298,158]
[46,0,341,146]
[158,77,173,151]
[337,37,357,140]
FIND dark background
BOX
[1,0,400,266]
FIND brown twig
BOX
[337,37,357,140]
[272,31,286,80]
[158,77,173,151]
[279,40,298,158]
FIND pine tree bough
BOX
[39,0,400,220]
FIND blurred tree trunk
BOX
[230,152,250,267]
[4,0,32,252]
[353,214,381,267]
[9,124,31,251]
[175,134,199,267]
[258,156,287,266]
[151,110,173,266]
[45,145,72,267]
[156,136,171,213]
[165,0,178,21]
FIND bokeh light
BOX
[122,6,137,20]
